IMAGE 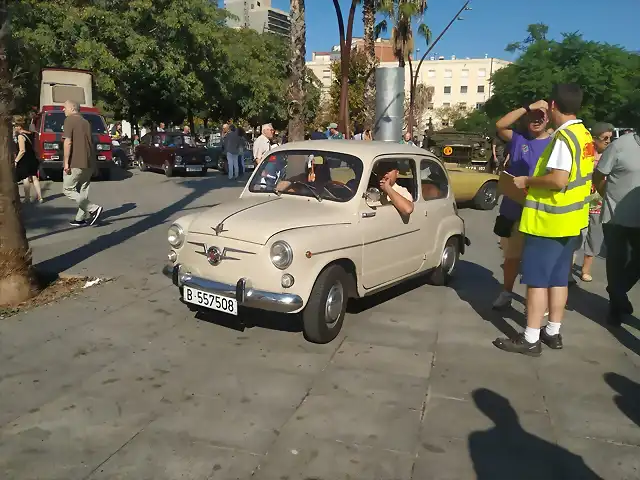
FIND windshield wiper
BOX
[289,181,322,202]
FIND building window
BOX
[443,102,450,107]
[443,86,451,94]
[477,85,485,93]
[476,102,484,109]
[460,86,468,94]
[478,68,487,78]
[427,69,436,78]
[444,69,452,78]
[461,69,469,78]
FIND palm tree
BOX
[362,0,377,129]
[0,0,37,306]
[288,0,306,141]
[376,0,432,136]
[375,0,431,69]
[332,0,359,138]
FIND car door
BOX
[419,157,453,268]
[360,157,424,289]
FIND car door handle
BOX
[425,210,428,216]
[362,211,376,218]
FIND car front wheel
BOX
[429,236,460,286]
[473,181,498,210]
[138,156,147,172]
[302,265,348,344]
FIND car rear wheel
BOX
[100,168,111,181]
[164,162,173,178]
[429,236,460,286]
[138,156,147,172]
[473,181,498,210]
[302,265,348,344]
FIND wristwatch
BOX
[522,104,531,113]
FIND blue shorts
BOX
[520,234,580,288]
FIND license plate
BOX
[245,164,254,170]
[183,286,237,315]
[186,166,202,172]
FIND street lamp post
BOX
[407,0,473,134]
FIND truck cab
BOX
[33,68,113,180]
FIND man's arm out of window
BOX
[387,187,414,215]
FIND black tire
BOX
[429,237,460,286]
[302,264,349,344]
[473,181,498,210]
[164,162,173,178]
[100,168,111,181]
[138,156,147,172]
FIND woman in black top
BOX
[13,116,43,203]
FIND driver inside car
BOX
[369,160,414,216]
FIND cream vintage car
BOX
[164,140,469,344]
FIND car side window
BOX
[368,157,417,206]
[420,159,449,200]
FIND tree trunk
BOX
[363,0,376,130]
[333,0,358,138]
[187,108,195,134]
[0,0,38,306]
[287,0,306,142]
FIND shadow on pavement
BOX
[566,286,640,357]
[604,372,640,428]
[35,177,226,274]
[347,274,431,314]
[192,303,302,334]
[468,388,603,480]
[453,260,527,338]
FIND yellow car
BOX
[445,163,499,210]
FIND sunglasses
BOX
[597,135,612,142]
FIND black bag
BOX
[493,215,515,238]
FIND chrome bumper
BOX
[163,264,303,314]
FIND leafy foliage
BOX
[454,109,494,136]
[434,103,470,128]
[8,0,320,129]
[376,0,431,67]
[404,83,432,132]
[486,24,640,129]
[329,49,377,129]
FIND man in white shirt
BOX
[372,161,414,216]
[253,123,275,165]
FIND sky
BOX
[270,0,640,61]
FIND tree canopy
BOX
[8,0,320,129]
[484,24,640,129]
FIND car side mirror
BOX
[365,187,381,206]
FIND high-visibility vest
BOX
[519,122,594,238]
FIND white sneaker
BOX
[493,291,513,309]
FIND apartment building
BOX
[307,51,510,125]
[224,0,290,37]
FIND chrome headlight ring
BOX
[270,240,293,270]
[168,223,185,248]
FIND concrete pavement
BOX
[0,169,638,479]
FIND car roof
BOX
[271,140,437,165]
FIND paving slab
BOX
[88,430,262,480]
[253,433,414,480]
[280,394,422,453]
[331,341,433,378]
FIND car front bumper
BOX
[163,264,303,314]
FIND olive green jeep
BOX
[424,128,494,173]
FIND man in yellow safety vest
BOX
[493,84,594,356]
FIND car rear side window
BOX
[420,159,449,200]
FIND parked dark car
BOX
[111,139,133,169]
[217,147,255,175]
[135,132,211,177]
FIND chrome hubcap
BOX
[324,282,344,326]
[441,244,457,275]
[485,186,496,204]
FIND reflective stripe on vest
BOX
[519,122,594,238]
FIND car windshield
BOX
[162,134,196,147]
[44,112,107,134]
[248,150,363,203]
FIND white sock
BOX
[524,327,540,343]
[545,322,561,336]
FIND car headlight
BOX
[168,224,184,248]
[480,148,486,155]
[43,142,59,150]
[204,156,211,163]
[270,241,293,269]
[174,155,183,164]
[96,143,111,151]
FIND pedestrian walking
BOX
[494,84,593,356]
[222,124,241,179]
[592,124,640,326]
[253,123,275,165]
[327,123,344,140]
[400,131,415,146]
[579,122,613,282]
[492,105,552,310]
[310,127,327,140]
[352,122,364,140]
[237,126,246,176]
[13,116,44,204]
[62,100,103,227]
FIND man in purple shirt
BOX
[493,104,552,309]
